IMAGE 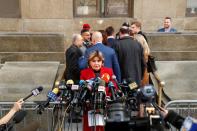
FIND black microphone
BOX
[23,86,43,101]
[96,79,106,110]
[108,81,116,101]
[112,75,123,92]
[37,88,59,114]
[79,79,94,101]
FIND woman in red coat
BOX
[80,50,118,131]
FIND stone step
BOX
[0,52,65,64]
[152,51,197,61]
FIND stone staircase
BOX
[147,33,197,100]
[0,33,65,63]
[0,32,197,101]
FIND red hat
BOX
[83,24,91,30]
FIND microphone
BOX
[23,86,43,101]
[96,79,106,110]
[37,88,59,114]
[66,79,74,90]
[66,79,74,85]
[112,75,118,83]
[127,78,138,90]
[41,88,59,108]
[108,81,116,101]
[58,80,67,90]
[79,79,94,101]
[101,73,110,83]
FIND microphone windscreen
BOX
[20,121,40,131]
[52,88,59,94]
[101,73,110,83]
[98,79,106,93]
[66,79,74,85]
[13,110,27,124]
[37,86,43,92]
[112,75,116,80]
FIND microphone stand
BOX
[92,89,97,131]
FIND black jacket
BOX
[65,44,82,83]
[114,36,145,86]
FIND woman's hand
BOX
[12,99,24,112]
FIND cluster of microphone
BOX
[1,74,179,131]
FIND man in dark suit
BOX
[105,26,117,48]
[79,31,121,82]
[65,34,83,84]
[113,26,145,86]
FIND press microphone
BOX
[112,75,118,83]
[58,80,66,90]
[96,79,106,110]
[79,79,94,101]
[101,73,110,83]
[79,80,88,101]
[23,86,43,101]
[127,78,138,90]
[66,79,74,86]
[44,87,59,107]
[108,81,116,101]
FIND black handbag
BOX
[147,55,157,73]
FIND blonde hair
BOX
[88,50,104,65]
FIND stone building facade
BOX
[0,0,196,43]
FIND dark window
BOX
[0,0,21,18]
[73,0,133,17]
[186,0,197,17]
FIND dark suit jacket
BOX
[157,28,177,32]
[65,44,82,83]
[107,37,117,48]
[79,43,121,82]
[114,36,145,86]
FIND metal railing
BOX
[165,100,197,131]
[0,102,82,131]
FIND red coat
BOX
[80,67,117,131]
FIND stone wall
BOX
[0,0,196,44]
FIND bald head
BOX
[91,31,103,45]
